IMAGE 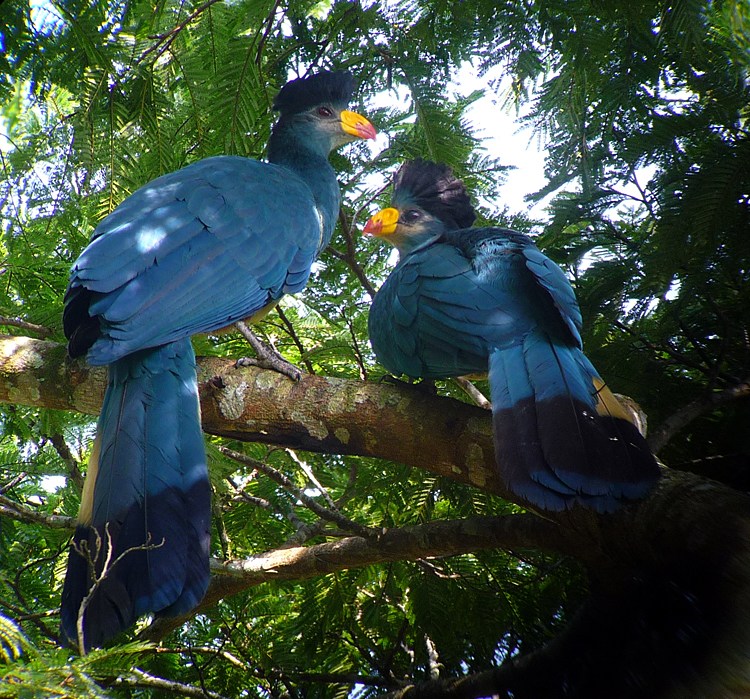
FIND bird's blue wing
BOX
[521,245,582,346]
[369,241,521,379]
[67,156,324,364]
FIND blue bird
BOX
[60,71,376,650]
[364,159,659,512]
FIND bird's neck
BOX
[394,224,445,258]
[267,124,340,250]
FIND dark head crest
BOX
[392,159,476,230]
[273,71,356,116]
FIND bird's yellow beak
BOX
[364,208,399,236]
[340,110,377,141]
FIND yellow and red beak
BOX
[340,109,377,141]
[363,208,399,236]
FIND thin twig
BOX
[212,493,232,560]
[140,0,225,64]
[342,308,368,380]
[254,0,282,66]
[332,208,377,298]
[0,471,27,495]
[74,524,165,653]
[113,668,230,699]
[285,448,338,510]
[218,446,379,540]
[276,306,315,374]
[225,474,312,537]
[614,320,740,384]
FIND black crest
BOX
[273,71,356,115]
[392,158,476,230]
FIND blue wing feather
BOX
[369,226,659,511]
[68,156,323,365]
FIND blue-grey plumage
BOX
[365,159,659,513]
[61,71,376,650]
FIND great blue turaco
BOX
[364,159,659,512]
[61,71,376,651]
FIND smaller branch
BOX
[212,493,232,560]
[276,306,315,374]
[285,448,338,510]
[47,432,85,493]
[332,209,377,298]
[218,446,379,540]
[225,474,312,537]
[343,309,368,381]
[453,378,492,410]
[112,668,229,699]
[254,0,282,66]
[0,493,75,529]
[0,316,53,338]
[140,512,568,643]
[280,464,360,547]
[74,525,165,653]
[350,180,391,232]
[0,471,27,494]
[285,671,400,689]
[648,381,750,453]
[140,0,224,64]
[425,635,440,680]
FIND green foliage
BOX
[0,0,748,696]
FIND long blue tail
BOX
[489,331,659,512]
[60,338,211,650]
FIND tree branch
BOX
[139,0,225,64]
[0,316,53,338]
[0,492,75,529]
[140,512,565,642]
[275,305,316,374]
[331,208,377,298]
[0,335,505,498]
[112,668,229,699]
[453,378,491,410]
[648,381,750,453]
[218,445,379,540]
[46,432,85,493]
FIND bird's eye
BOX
[317,107,333,117]
[404,210,422,222]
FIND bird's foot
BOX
[235,321,303,382]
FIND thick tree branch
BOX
[0,335,503,498]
